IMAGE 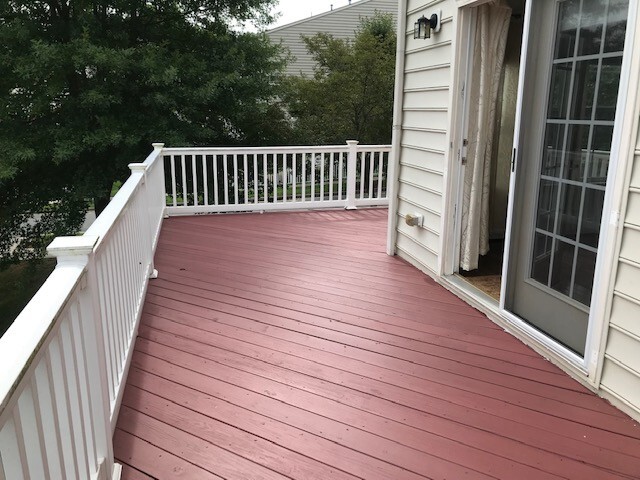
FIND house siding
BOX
[394,0,640,419]
[267,0,398,77]
[394,0,454,275]
[601,119,640,414]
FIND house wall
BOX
[391,0,455,275]
[267,0,398,77]
[600,114,640,416]
[393,0,640,419]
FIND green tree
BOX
[0,0,291,266]
[284,12,396,145]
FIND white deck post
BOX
[47,235,116,479]
[128,162,158,279]
[345,140,359,210]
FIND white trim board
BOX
[592,0,640,387]
[386,0,408,256]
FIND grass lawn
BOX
[0,258,56,338]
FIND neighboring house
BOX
[388,0,640,420]
[267,0,398,76]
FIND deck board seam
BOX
[140,312,632,432]
[135,320,640,461]
[143,287,593,393]
[152,272,490,324]
[130,350,575,480]
[120,387,363,480]
[155,245,442,290]
[128,360,448,480]
[131,343,638,479]
[144,287,549,370]
[144,293,586,395]
[118,405,306,480]
[145,284,521,355]
[149,270,556,360]
[114,428,226,479]
[154,264,493,321]
[143,289,576,387]
[132,331,640,471]
[154,255,482,311]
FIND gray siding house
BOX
[267,0,398,77]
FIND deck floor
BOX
[114,209,640,479]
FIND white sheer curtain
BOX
[460,0,512,271]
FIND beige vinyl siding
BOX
[267,0,398,77]
[601,121,640,414]
[394,0,454,275]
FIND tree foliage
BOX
[284,13,396,145]
[0,0,290,266]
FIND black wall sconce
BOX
[414,11,440,39]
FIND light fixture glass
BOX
[414,14,438,39]
[414,15,430,39]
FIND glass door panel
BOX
[531,0,626,308]
[505,0,628,355]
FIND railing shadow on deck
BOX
[0,140,390,480]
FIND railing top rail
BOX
[144,143,165,165]
[161,144,391,155]
[84,144,163,250]
[161,146,348,154]
[84,171,143,248]
[356,145,392,151]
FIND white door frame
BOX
[440,0,640,384]
[452,10,477,273]
[441,5,476,277]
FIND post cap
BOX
[346,140,359,146]
[152,143,165,149]
[47,235,99,258]
[129,162,147,172]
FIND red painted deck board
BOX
[115,208,640,479]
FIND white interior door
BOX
[503,0,630,355]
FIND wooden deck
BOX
[114,208,640,480]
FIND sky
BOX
[270,0,362,28]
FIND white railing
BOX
[543,147,610,184]
[0,144,165,480]
[162,140,391,215]
[0,140,388,480]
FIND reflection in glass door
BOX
[532,0,627,306]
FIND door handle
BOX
[511,148,517,173]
